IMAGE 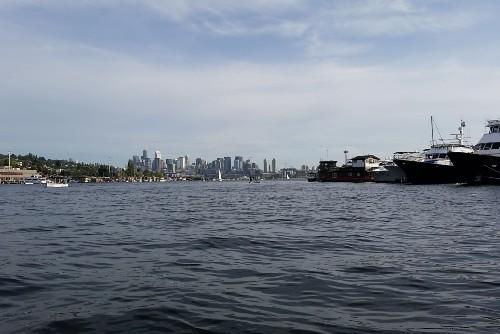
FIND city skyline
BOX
[2,1,500,166]
[128,148,289,176]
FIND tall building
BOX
[132,155,141,168]
[272,158,276,173]
[152,150,162,172]
[223,157,232,172]
[176,156,186,171]
[263,158,268,173]
[141,149,151,171]
[216,158,224,171]
[234,156,243,171]
[165,159,175,173]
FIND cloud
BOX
[0,1,499,166]
[2,27,500,166]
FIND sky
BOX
[1,0,500,168]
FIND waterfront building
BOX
[0,167,37,183]
[272,158,276,173]
[263,159,268,173]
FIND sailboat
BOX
[286,173,290,180]
[218,169,222,182]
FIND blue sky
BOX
[1,0,500,167]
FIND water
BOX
[1,181,499,333]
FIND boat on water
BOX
[317,155,380,182]
[46,182,68,188]
[46,178,69,188]
[306,171,318,182]
[394,118,473,184]
[370,159,408,183]
[448,119,500,185]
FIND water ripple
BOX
[1,182,499,333]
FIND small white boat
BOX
[46,181,69,188]
[218,169,222,182]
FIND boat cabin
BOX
[473,120,500,156]
[351,155,380,170]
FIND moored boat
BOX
[394,118,473,184]
[448,119,500,185]
[370,160,407,183]
[317,155,380,182]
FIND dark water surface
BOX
[1,181,499,333]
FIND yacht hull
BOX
[372,165,407,183]
[393,159,464,184]
[447,152,500,185]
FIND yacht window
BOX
[439,154,447,159]
[426,154,432,159]
[433,154,440,159]
[483,143,492,150]
[492,142,500,150]
[475,144,484,150]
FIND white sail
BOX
[218,170,222,181]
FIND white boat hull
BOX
[46,183,69,188]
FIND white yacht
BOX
[393,118,473,184]
[448,119,500,184]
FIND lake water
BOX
[1,181,499,333]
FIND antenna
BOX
[431,116,434,146]
[343,149,349,165]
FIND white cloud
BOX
[2,29,500,166]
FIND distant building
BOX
[234,156,243,170]
[0,167,37,182]
[263,158,268,173]
[223,157,231,172]
[132,155,141,168]
[176,156,186,171]
[272,158,276,173]
[141,149,151,171]
[216,158,223,171]
[166,159,176,173]
[152,151,162,172]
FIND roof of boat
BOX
[352,155,380,160]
